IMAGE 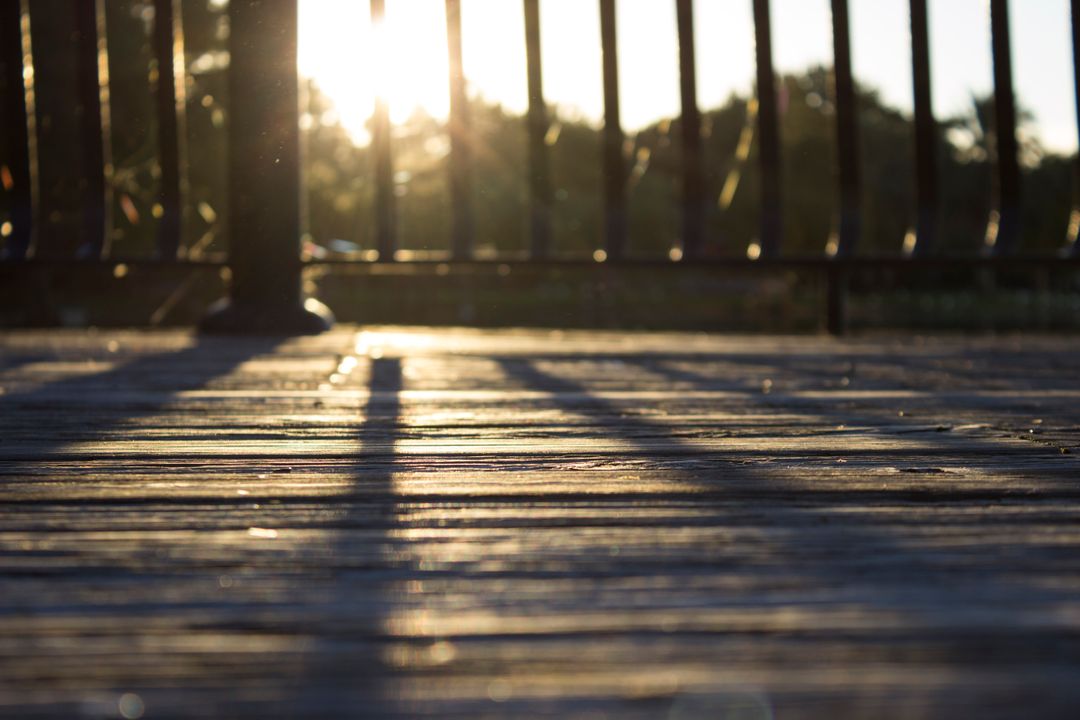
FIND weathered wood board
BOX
[1,328,1078,718]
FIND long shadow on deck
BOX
[494,354,1080,716]
[3,337,1078,716]
[0,338,416,717]
[280,355,406,717]
[0,337,291,717]
[0,337,283,462]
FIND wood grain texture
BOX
[1,327,1079,719]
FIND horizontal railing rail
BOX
[2,0,1079,333]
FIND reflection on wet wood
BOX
[1,328,1079,718]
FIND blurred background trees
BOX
[2,0,1076,262]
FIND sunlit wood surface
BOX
[1,327,1079,719]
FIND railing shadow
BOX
[493,353,1080,715]
[0,336,296,716]
[277,355,406,717]
[0,341,413,716]
[0,337,284,462]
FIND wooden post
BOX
[987,0,1021,255]
[152,0,186,259]
[909,0,938,257]
[825,265,849,336]
[370,0,396,261]
[523,0,552,259]
[752,0,782,259]
[675,0,705,260]
[825,0,858,335]
[201,0,333,334]
[0,0,33,259]
[445,0,473,259]
[830,0,860,259]
[1066,0,1080,256]
[599,0,626,261]
[73,0,111,258]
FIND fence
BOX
[2,0,1079,333]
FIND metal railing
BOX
[2,0,1079,333]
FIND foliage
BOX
[299,65,1076,259]
[0,1,1075,261]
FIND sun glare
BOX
[299,0,453,143]
[299,0,1078,153]
[297,0,724,147]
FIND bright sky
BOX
[298,0,1078,153]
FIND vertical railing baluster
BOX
[73,0,111,258]
[987,0,1020,255]
[523,0,552,259]
[1067,0,1080,256]
[675,0,704,260]
[152,0,186,259]
[1,0,34,259]
[909,0,937,257]
[371,0,395,261]
[599,0,626,261]
[201,0,332,333]
[830,0,860,259]
[752,0,781,259]
[445,0,473,260]
[826,0,859,334]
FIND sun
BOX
[298,0,452,144]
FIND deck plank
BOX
[1,328,1079,718]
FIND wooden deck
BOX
[1,327,1079,718]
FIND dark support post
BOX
[675,0,704,259]
[909,0,938,256]
[152,0,186,259]
[523,0,552,259]
[599,0,626,261]
[752,0,782,259]
[0,0,33,259]
[1067,0,1080,256]
[73,0,111,258]
[825,265,849,336]
[201,0,333,334]
[988,0,1021,255]
[826,0,859,335]
[830,0,860,259]
[445,0,473,259]
[371,0,395,260]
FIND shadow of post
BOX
[283,356,407,717]
[494,354,1080,715]
[0,337,416,717]
[0,337,284,462]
